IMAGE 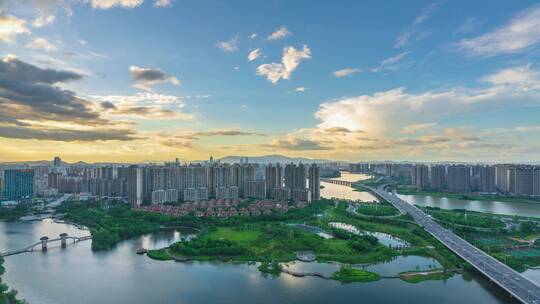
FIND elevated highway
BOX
[365,185,540,304]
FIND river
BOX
[0,173,534,304]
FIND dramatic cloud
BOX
[334,68,361,78]
[0,13,30,43]
[257,45,311,84]
[129,65,180,90]
[248,48,262,61]
[458,4,540,56]
[307,65,540,160]
[217,37,239,52]
[32,14,55,28]
[267,26,291,41]
[89,0,144,9]
[25,37,57,51]
[0,56,135,142]
[371,52,410,72]
[91,92,193,120]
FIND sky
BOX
[1,0,540,163]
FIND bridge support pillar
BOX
[40,236,49,252]
[60,233,68,248]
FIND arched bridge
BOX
[0,233,92,257]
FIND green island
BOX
[54,189,540,284]
[331,267,380,283]
[0,257,26,304]
[57,198,465,283]
[399,269,454,283]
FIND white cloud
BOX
[247,48,262,61]
[458,4,540,56]
[394,2,443,48]
[25,37,57,51]
[89,0,144,9]
[334,68,361,78]
[0,14,30,43]
[32,14,55,28]
[217,37,239,52]
[256,45,311,84]
[267,26,291,41]
[249,33,257,39]
[154,0,173,7]
[292,87,307,93]
[482,64,540,89]
[371,51,410,72]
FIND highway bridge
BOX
[364,185,540,304]
[0,234,91,257]
[321,178,354,187]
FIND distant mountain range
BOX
[218,154,331,164]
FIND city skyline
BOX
[1,1,540,163]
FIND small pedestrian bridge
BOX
[0,233,92,257]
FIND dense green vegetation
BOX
[421,207,505,229]
[396,188,540,204]
[258,261,282,275]
[0,257,26,304]
[354,203,399,216]
[331,267,380,283]
[58,200,177,251]
[0,205,30,221]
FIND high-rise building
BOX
[533,167,540,197]
[284,163,296,190]
[294,163,307,190]
[495,164,511,192]
[53,156,62,167]
[511,166,534,196]
[447,165,471,193]
[308,164,320,201]
[3,169,35,200]
[429,165,446,190]
[265,163,282,198]
[245,180,266,199]
[292,189,311,202]
[478,165,496,193]
[411,164,429,191]
[127,165,142,206]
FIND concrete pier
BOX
[40,236,49,251]
[60,233,68,248]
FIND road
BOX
[366,185,540,304]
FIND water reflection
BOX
[397,194,540,218]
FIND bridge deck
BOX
[366,186,540,304]
[0,235,92,257]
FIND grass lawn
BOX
[207,227,262,242]
[399,270,453,283]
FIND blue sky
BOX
[0,0,540,162]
